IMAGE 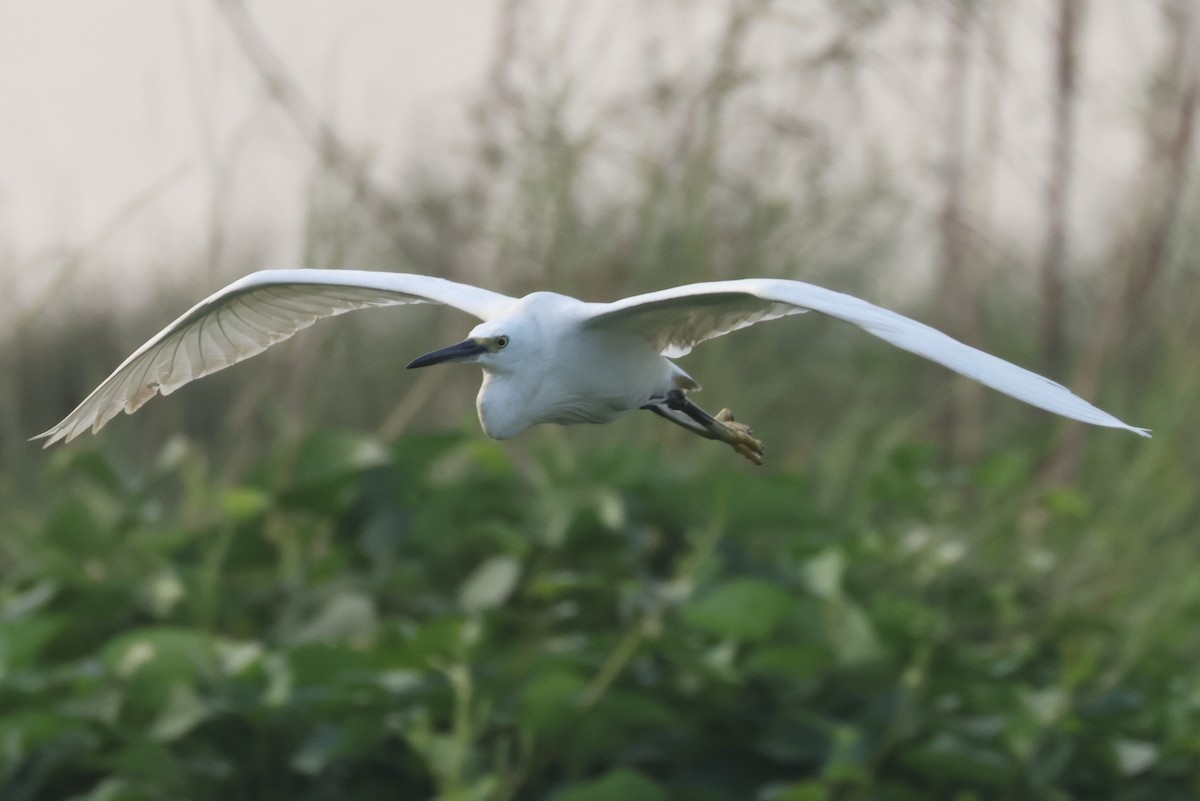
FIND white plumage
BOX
[34,270,1149,460]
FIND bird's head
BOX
[406,319,534,376]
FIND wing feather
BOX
[34,270,515,445]
[584,287,802,358]
[584,279,1150,437]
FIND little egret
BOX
[34,270,1149,462]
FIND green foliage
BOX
[2,430,1198,800]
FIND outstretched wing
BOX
[584,278,1150,437]
[34,270,515,446]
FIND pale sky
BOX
[0,1,501,309]
[0,1,1177,317]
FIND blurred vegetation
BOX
[4,0,1200,798]
[2,430,1199,801]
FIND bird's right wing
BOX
[34,270,515,446]
[584,278,1150,437]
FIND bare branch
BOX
[1125,0,1199,313]
[936,0,984,460]
[213,0,403,230]
[1038,0,1084,378]
[1043,0,1197,484]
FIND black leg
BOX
[642,390,765,464]
[664,389,721,428]
[642,401,709,437]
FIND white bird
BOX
[33,270,1150,462]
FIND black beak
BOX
[407,338,489,369]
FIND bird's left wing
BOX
[583,278,1150,436]
[34,270,515,446]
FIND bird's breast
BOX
[475,374,538,439]
[476,373,625,439]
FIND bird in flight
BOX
[33,270,1149,463]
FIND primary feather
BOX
[584,279,1150,437]
[33,270,514,446]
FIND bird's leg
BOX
[644,390,765,465]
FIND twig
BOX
[465,0,527,288]
[935,0,984,461]
[213,0,404,235]
[1124,0,1199,314]
[1037,0,1084,378]
[6,164,192,344]
[1042,0,1198,484]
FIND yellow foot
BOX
[715,409,764,465]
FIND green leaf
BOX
[220,486,271,519]
[0,616,67,669]
[1019,686,1068,726]
[821,723,870,784]
[149,684,210,742]
[973,450,1031,492]
[99,628,220,724]
[282,430,389,514]
[1114,739,1158,776]
[65,776,155,801]
[285,643,370,687]
[291,722,343,776]
[803,549,845,599]
[292,431,388,490]
[759,780,829,801]
[397,616,468,665]
[900,733,1014,786]
[744,643,833,679]
[102,628,215,679]
[56,448,128,496]
[520,670,586,735]
[552,768,667,801]
[458,555,521,612]
[45,497,111,554]
[2,580,59,619]
[0,710,86,755]
[290,591,378,645]
[683,578,795,642]
[1041,488,1089,519]
[823,598,883,665]
[91,738,182,788]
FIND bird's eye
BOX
[495,335,509,350]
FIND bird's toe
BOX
[714,409,764,465]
